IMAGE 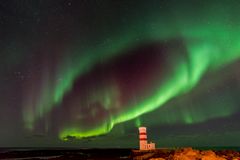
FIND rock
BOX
[173,147,199,160]
[201,150,226,160]
[132,148,239,160]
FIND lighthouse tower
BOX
[138,127,155,150]
[139,127,147,150]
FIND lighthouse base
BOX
[140,141,155,150]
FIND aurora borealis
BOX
[1,0,240,147]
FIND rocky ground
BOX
[132,147,240,160]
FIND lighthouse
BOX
[138,127,155,150]
[139,127,147,150]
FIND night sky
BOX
[1,0,240,148]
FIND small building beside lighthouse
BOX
[138,127,155,150]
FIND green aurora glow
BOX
[22,0,240,140]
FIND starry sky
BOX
[1,0,240,148]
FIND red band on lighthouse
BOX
[139,133,146,135]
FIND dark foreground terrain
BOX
[0,148,131,160]
[1,148,240,160]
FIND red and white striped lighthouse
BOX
[139,127,147,150]
[138,127,156,150]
